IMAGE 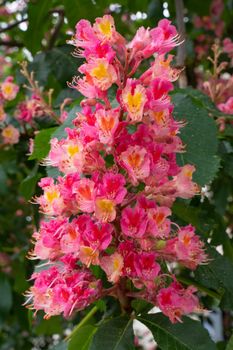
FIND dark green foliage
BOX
[137,313,217,350]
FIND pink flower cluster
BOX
[0,76,20,145]
[218,96,233,114]
[16,94,43,123]
[193,0,224,59]
[25,259,102,318]
[27,15,207,323]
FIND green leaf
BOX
[12,261,29,293]
[172,90,220,186]
[183,0,212,16]
[0,273,12,315]
[105,154,115,168]
[0,165,7,195]
[68,325,97,350]
[89,316,134,350]
[24,0,53,54]
[131,299,153,314]
[46,166,62,179]
[27,52,51,86]
[126,124,137,134]
[35,316,63,336]
[226,334,233,350]
[172,202,208,235]
[194,247,233,309]
[45,46,79,86]
[138,313,217,350]
[50,342,67,350]
[64,0,113,27]
[29,127,58,160]
[19,166,40,200]
[0,149,16,163]
[183,88,220,116]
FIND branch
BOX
[175,0,188,88]
[65,306,98,341]
[0,18,27,34]
[0,40,23,47]
[47,9,64,50]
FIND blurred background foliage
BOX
[1,0,233,349]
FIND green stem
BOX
[65,306,98,341]
[177,276,221,300]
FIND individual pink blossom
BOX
[210,0,224,17]
[120,145,150,184]
[97,172,127,204]
[127,27,151,55]
[95,107,119,145]
[121,206,148,238]
[218,96,233,114]
[74,19,97,49]
[57,173,80,214]
[0,76,19,101]
[93,15,117,43]
[94,197,116,222]
[121,79,147,122]
[166,225,208,269]
[73,178,96,213]
[157,282,200,323]
[146,78,173,112]
[100,252,124,283]
[82,220,112,250]
[128,19,179,60]
[172,165,199,199]
[147,206,171,238]
[60,219,80,254]
[134,252,160,283]
[46,128,84,174]
[118,241,138,278]
[36,178,65,216]
[140,55,180,85]
[16,95,42,122]
[1,124,19,144]
[79,58,118,91]
[223,38,233,58]
[81,42,116,62]
[31,218,68,260]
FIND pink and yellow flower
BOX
[172,165,199,199]
[1,76,19,101]
[2,124,19,144]
[100,252,124,283]
[95,107,119,145]
[36,178,65,216]
[26,15,205,324]
[121,79,147,122]
[93,15,117,43]
[95,197,116,222]
[47,129,84,174]
[79,58,118,91]
[73,178,96,213]
[120,145,150,184]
